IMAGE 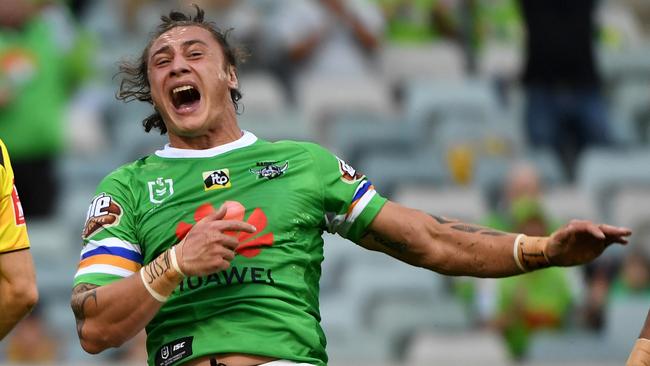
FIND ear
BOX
[227,65,238,90]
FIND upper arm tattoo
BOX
[429,214,506,236]
[71,283,99,340]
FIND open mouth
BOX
[170,85,201,112]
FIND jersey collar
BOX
[154,131,258,158]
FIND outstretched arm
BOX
[71,206,255,354]
[0,249,38,339]
[627,309,650,366]
[358,201,630,277]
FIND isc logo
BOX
[172,341,185,352]
[202,169,231,191]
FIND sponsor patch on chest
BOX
[202,169,231,191]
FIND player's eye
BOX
[188,51,203,58]
[155,58,170,66]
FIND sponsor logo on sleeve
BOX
[148,177,174,204]
[337,157,363,184]
[249,161,288,180]
[202,169,231,191]
[11,183,25,225]
[155,336,193,366]
[82,193,122,239]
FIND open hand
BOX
[545,220,631,266]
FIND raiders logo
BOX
[337,157,363,184]
[82,193,122,239]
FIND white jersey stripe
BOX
[74,264,135,279]
[345,189,376,228]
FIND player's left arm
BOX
[357,201,631,277]
[0,248,38,340]
[627,309,650,366]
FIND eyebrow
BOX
[150,39,209,60]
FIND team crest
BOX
[82,193,122,239]
[202,169,231,191]
[148,177,174,204]
[250,161,288,180]
[337,157,363,184]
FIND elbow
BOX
[7,280,38,317]
[79,327,126,354]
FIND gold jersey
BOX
[0,139,29,253]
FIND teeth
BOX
[173,85,194,94]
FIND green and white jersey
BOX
[73,131,387,366]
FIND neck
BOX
[168,109,242,150]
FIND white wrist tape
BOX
[513,234,528,273]
[170,245,186,277]
[140,268,168,302]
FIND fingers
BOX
[210,219,256,234]
[598,224,632,237]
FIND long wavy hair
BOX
[116,5,243,134]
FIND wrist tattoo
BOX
[142,250,172,284]
[71,283,100,340]
[431,214,506,236]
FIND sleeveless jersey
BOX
[73,132,387,366]
[0,139,29,253]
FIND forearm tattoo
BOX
[142,250,172,285]
[71,283,100,340]
[430,214,506,236]
[365,230,407,253]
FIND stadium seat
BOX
[576,148,650,221]
[380,42,466,84]
[605,298,650,361]
[405,330,509,365]
[542,186,599,222]
[528,330,614,363]
[610,185,650,228]
[295,75,394,141]
[238,72,288,116]
[478,42,522,79]
[392,185,487,223]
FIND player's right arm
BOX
[71,204,255,354]
[0,249,38,339]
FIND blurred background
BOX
[0,0,649,365]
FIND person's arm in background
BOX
[0,249,38,339]
[321,0,382,50]
[626,309,650,366]
[358,201,630,277]
[0,139,38,340]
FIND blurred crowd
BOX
[1,0,649,364]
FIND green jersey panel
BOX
[72,132,387,366]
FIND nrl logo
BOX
[148,177,174,204]
[250,161,288,180]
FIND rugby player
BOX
[70,6,631,366]
[0,138,38,340]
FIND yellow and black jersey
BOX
[0,139,29,253]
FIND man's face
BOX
[147,26,238,137]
